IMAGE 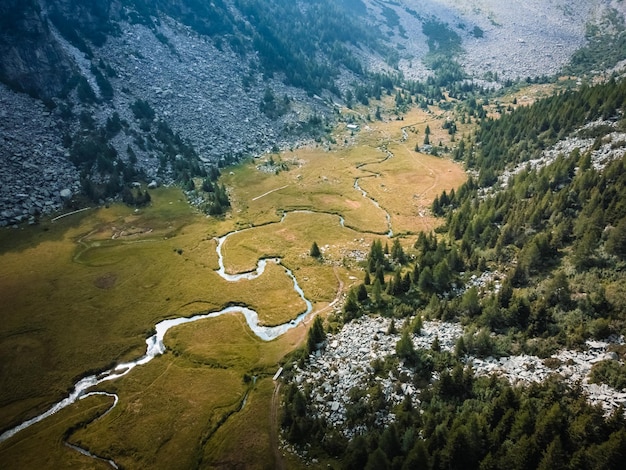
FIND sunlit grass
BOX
[222,145,390,234]
[73,357,246,469]
[201,378,276,469]
[0,100,470,468]
[0,393,114,469]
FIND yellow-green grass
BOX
[201,377,276,469]
[0,393,115,469]
[357,139,466,235]
[58,314,296,469]
[222,211,365,267]
[222,146,391,234]
[74,358,246,469]
[0,188,312,434]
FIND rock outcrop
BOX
[293,315,626,436]
[0,83,80,226]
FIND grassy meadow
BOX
[0,102,466,468]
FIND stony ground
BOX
[367,0,624,83]
[293,315,626,437]
[0,84,80,226]
[1,0,625,226]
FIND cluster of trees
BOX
[281,315,327,443]
[195,178,230,216]
[459,77,626,186]
[338,373,626,470]
[69,111,143,202]
[121,186,151,206]
[259,88,290,119]
[565,13,626,76]
[427,79,626,350]
[281,77,626,468]
[283,321,626,469]
[68,100,223,209]
[236,0,382,95]
[343,234,467,322]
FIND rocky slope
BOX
[1,0,625,226]
[363,0,626,82]
[0,83,80,226]
[293,315,626,438]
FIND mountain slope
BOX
[1,0,625,227]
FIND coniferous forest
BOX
[280,76,626,470]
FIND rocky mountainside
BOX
[1,0,625,226]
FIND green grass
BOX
[0,393,114,469]
[0,103,469,468]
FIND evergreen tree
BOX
[372,278,383,306]
[357,283,368,302]
[412,315,423,335]
[391,238,406,264]
[343,289,359,320]
[310,241,321,258]
[396,330,416,365]
[307,315,326,353]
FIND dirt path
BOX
[252,185,289,201]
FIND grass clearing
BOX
[0,188,312,432]
[0,393,114,469]
[201,378,276,469]
[73,357,246,469]
[0,101,469,467]
[223,146,390,234]
[358,140,466,234]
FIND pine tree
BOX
[310,241,321,258]
[396,330,416,365]
[307,315,326,353]
[357,283,368,302]
[412,315,423,335]
[372,278,383,306]
[343,289,359,320]
[391,239,406,264]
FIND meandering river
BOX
[0,227,313,444]
[1,178,392,446]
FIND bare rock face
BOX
[0,0,77,100]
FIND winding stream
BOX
[353,178,393,237]
[352,146,395,237]
[1,171,391,450]
[0,227,313,445]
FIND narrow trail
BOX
[301,266,345,327]
[51,207,92,222]
[269,267,345,466]
[251,185,289,201]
